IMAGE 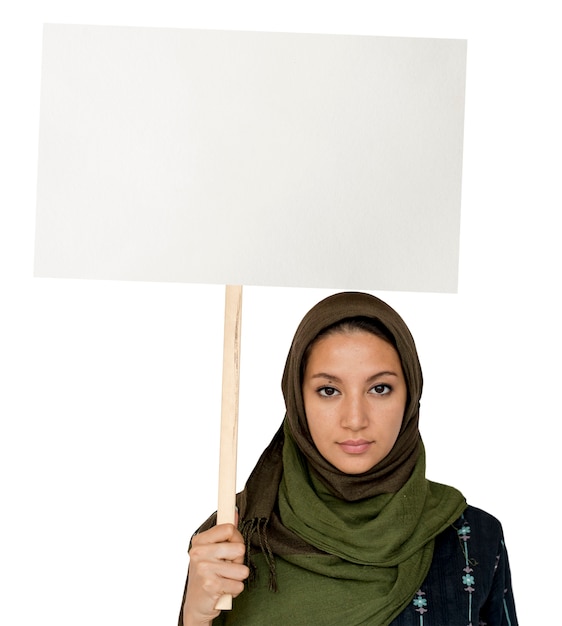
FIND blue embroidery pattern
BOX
[406,515,517,625]
[457,520,475,626]
[412,589,428,625]
[500,540,514,626]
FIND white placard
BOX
[35,25,466,292]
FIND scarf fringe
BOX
[241,517,278,592]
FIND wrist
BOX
[183,615,212,626]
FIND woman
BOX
[179,292,517,625]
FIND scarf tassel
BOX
[241,517,278,592]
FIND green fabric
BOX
[213,553,433,626]
[272,427,466,624]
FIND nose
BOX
[340,394,369,431]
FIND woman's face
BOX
[302,330,407,475]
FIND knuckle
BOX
[231,581,245,597]
[201,578,218,595]
[188,545,204,561]
[197,561,213,575]
[190,532,205,547]
[233,542,246,556]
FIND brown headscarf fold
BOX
[281,291,422,500]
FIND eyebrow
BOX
[309,371,400,383]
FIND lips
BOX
[338,439,372,454]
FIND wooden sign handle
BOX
[215,285,243,611]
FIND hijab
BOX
[184,292,466,625]
[281,291,423,500]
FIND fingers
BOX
[193,521,242,545]
[191,522,246,564]
[183,524,250,623]
[199,561,249,597]
[190,538,245,566]
[188,523,250,588]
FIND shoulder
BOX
[461,504,503,525]
[455,504,506,544]
[431,505,509,593]
[399,505,518,625]
[432,504,508,573]
[431,504,508,564]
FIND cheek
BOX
[387,400,406,441]
[303,396,334,445]
[389,417,403,443]
[304,399,326,432]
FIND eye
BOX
[370,384,391,395]
[318,386,340,397]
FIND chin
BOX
[335,460,379,475]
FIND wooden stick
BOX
[214,284,243,611]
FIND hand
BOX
[182,517,250,625]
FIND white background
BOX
[1,2,560,625]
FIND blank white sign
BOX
[35,25,466,292]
